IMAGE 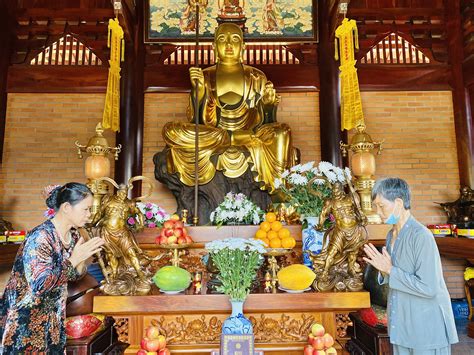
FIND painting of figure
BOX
[146,0,316,41]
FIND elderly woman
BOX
[363,177,458,355]
[0,183,104,353]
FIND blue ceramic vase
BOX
[302,216,325,268]
[222,300,253,335]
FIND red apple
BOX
[167,236,178,244]
[158,348,171,355]
[322,333,334,348]
[136,350,148,355]
[174,221,184,228]
[159,236,168,245]
[325,347,337,354]
[311,336,324,350]
[163,220,175,229]
[303,344,314,355]
[160,228,166,238]
[145,326,161,340]
[312,350,325,355]
[182,228,188,237]
[155,236,161,245]
[177,236,187,244]
[308,333,315,342]
[311,323,325,337]
[173,228,183,238]
[185,235,193,244]
[156,335,166,350]
[142,337,160,352]
[164,228,174,237]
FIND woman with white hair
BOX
[364,177,458,355]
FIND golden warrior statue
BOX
[310,180,368,292]
[162,23,298,193]
[91,177,159,295]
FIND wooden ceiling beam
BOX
[348,7,444,18]
[16,8,114,22]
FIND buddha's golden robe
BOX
[163,65,296,192]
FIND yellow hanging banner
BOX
[102,18,124,132]
[335,18,364,131]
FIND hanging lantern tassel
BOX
[102,18,124,132]
[335,18,364,131]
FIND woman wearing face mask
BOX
[363,177,458,355]
[0,182,105,354]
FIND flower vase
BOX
[222,300,253,335]
[302,216,324,268]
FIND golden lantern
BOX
[75,123,121,216]
[340,124,384,224]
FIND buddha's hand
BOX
[262,81,280,105]
[189,67,205,92]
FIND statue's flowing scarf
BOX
[335,18,364,131]
[102,18,124,132]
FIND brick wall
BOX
[142,91,321,214]
[0,93,113,229]
[358,91,460,225]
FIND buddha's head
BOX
[213,23,245,64]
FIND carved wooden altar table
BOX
[93,289,370,354]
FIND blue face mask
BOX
[384,204,400,225]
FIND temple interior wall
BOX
[0,90,466,297]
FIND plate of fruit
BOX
[254,212,296,250]
[155,218,194,247]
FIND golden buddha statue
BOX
[162,23,298,193]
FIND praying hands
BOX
[363,243,393,275]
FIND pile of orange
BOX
[255,212,296,249]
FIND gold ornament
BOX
[335,18,364,131]
[102,18,124,132]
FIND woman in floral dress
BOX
[0,183,104,354]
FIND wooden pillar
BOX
[0,1,14,163]
[318,0,344,167]
[445,0,474,187]
[115,1,145,196]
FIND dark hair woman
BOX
[0,182,104,354]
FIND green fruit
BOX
[153,266,191,291]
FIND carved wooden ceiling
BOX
[7,0,455,66]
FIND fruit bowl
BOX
[158,243,193,249]
[264,248,293,257]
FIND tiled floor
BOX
[453,319,474,354]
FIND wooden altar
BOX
[92,224,388,354]
[93,289,370,354]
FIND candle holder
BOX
[264,248,292,293]
[158,243,192,267]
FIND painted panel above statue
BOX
[145,0,317,42]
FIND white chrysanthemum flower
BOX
[299,161,314,172]
[274,178,282,189]
[288,173,308,186]
[290,164,302,172]
[324,170,338,183]
[344,167,352,181]
[281,170,290,178]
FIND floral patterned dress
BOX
[0,220,81,354]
